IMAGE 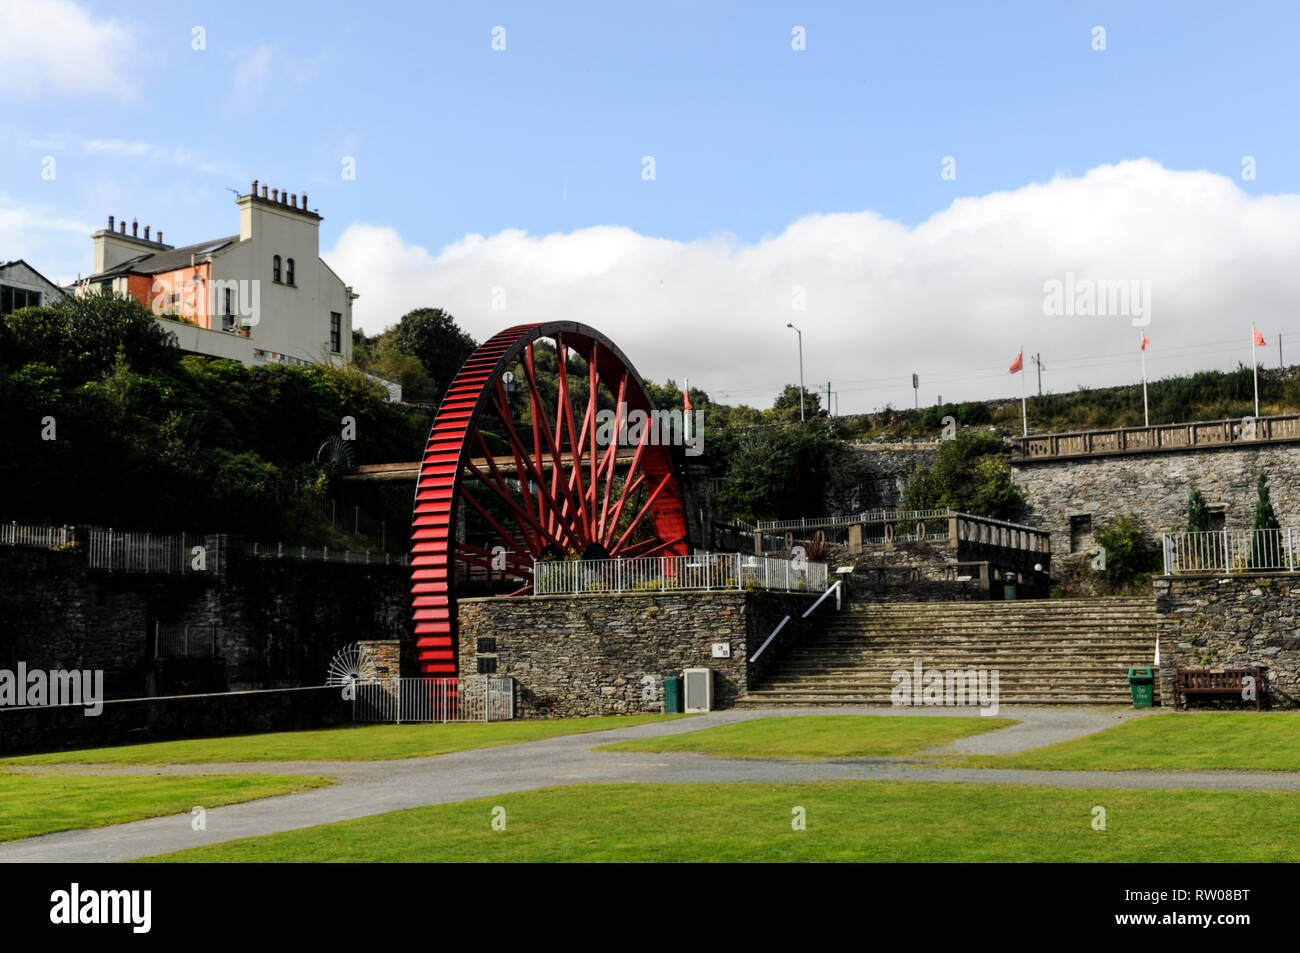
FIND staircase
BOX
[740,597,1158,706]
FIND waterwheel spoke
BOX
[612,471,673,554]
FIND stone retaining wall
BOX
[456,590,818,717]
[1154,573,1300,708]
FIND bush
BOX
[1092,516,1162,586]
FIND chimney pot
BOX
[119,221,126,234]
[108,215,114,230]
[302,192,307,209]
[290,193,297,207]
[132,219,138,237]
[252,178,258,196]
[158,231,163,244]
[144,225,150,240]
[272,189,278,202]
[261,185,268,199]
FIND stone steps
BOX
[739,597,1157,707]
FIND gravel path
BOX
[0,706,1279,863]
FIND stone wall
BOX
[1013,443,1300,559]
[456,590,817,717]
[825,444,938,516]
[0,686,350,756]
[1154,573,1300,708]
[0,540,412,699]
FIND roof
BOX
[0,259,67,295]
[92,235,239,279]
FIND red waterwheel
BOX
[410,322,691,675]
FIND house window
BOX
[286,258,295,286]
[0,284,40,315]
[222,288,234,331]
[272,255,282,283]
[476,656,498,675]
[330,312,342,353]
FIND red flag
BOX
[1009,352,1024,374]
[683,388,692,411]
[1141,333,1150,351]
[1254,326,1267,347]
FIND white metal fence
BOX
[352,676,515,723]
[1164,529,1299,574]
[88,530,216,573]
[153,622,217,658]
[533,552,828,595]
[0,522,70,548]
[756,509,952,532]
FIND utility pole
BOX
[825,381,833,417]
[912,372,919,410]
[1032,353,1045,396]
[1281,334,1285,369]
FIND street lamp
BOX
[786,322,805,422]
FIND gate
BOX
[352,676,515,723]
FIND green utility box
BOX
[664,676,683,714]
[1128,667,1155,708]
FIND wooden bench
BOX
[1172,667,1265,711]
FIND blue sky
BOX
[5,0,1300,411]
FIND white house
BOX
[0,260,65,314]
[81,180,357,369]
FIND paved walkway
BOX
[0,706,1282,863]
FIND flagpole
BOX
[1252,324,1260,418]
[1020,343,1027,437]
[1140,332,1149,427]
[683,377,691,441]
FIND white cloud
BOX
[232,44,273,100]
[331,159,1300,414]
[0,0,138,101]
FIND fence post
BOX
[1223,528,1230,573]
[1290,528,1295,572]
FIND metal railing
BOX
[756,509,951,532]
[352,676,515,723]
[153,622,217,658]
[89,530,216,574]
[533,552,828,595]
[0,522,70,548]
[1163,529,1299,575]
[246,541,409,566]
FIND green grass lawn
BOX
[596,715,1018,760]
[143,780,1300,862]
[955,712,1300,772]
[0,772,331,842]
[0,716,687,766]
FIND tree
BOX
[1186,485,1212,533]
[715,423,844,521]
[902,430,1022,519]
[1251,472,1282,569]
[384,308,477,404]
[766,384,822,423]
[1253,473,1280,532]
[1,287,177,379]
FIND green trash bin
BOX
[664,676,683,714]
[1128,667,1155,708]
